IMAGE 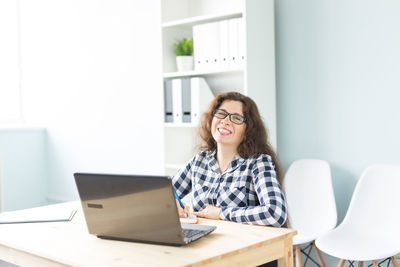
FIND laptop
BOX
[74,173,216,246]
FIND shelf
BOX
[162,11,242,29]
[164,123,198,128]
[161,0,277,169]
[163,68,243,79]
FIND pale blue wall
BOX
[275,0,400,223]
[0,129,48,211]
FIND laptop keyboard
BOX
[182,228,205,239]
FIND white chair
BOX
[316,164,400,267]
[284,159,337,267]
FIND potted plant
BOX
[174,38,194,72]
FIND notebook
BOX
[180,214,198,224]
[0,205,76,224]
[74,173,216,246]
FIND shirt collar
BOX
[226,154,245,173]
[206,150,246,174]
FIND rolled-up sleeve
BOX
[172,157,194,199]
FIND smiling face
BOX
[211,100,247,151]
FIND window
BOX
[0,0,21,124]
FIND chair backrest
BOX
[340,164,400,236]
[284,159,337,237]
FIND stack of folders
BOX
[193,17,245,71]
[164,77,214,124]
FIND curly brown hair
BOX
[198,91,283,184]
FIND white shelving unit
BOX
[161,0,276,176]
[162,11,243,28]
[163,68,243,79]
[164,122,198,128]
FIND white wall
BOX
[20,0,164,202]
[0,0,21,123]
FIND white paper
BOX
[180,213,197,224]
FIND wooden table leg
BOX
[278,238,294,267]
[358,261,363,267]
[295,245,301,267]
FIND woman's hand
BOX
[176,199,190,218]
[193,205,221,220]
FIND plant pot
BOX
[176,56,193,72]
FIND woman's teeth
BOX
[218,128,232,135]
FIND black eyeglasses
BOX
[212,109,246,125]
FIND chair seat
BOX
[316,227,400,261]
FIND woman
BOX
[172,91,287,227]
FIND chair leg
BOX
[391,256,399,267]
[358,261,363,267]
[295,245,301,267]
[372,260,378,267]
[338,259,346,267]
[312,241,326,267]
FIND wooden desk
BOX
[0,202,296,267]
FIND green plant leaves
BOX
[174,38,193,56]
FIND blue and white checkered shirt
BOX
[172,150,287,227]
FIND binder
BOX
[219,19,230,70]
[194,22,220,71]
[228,18,239,68]
[237,17,246,68]
[164,80,173,123]
[191,77,214,124]
[181,78,191,123]
[172,79,182,123]
[204,21,221,71]
[193,24,206,71]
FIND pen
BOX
[173,188,188,217]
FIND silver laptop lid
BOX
[74,173,186,245]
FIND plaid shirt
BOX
[172,150,287,227]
